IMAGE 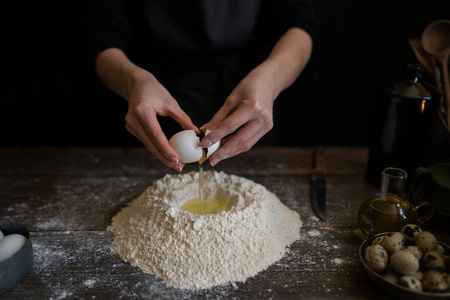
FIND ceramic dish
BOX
[359,233,450,300]
[0,220,34,295]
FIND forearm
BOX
[255,27,313,99]
[95,48,153,102]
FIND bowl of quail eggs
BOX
[359,224,450,300]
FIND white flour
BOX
[109,171,302,290]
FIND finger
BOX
[199,99,238,132]
[200,103,254,148]
[138,111,180,161]
[208,121,273,166]
[167,106,200,133]
[126,113,184,171]
[126,121,185,172]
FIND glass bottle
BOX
[357,167,419,237]
[365,64,440,186]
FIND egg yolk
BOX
[198,149,207,164]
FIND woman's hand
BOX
[200,66,276,166]
[95,48,197,171]
[200,27,313,166]
[125,73,198,171]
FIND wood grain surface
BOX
[0,147,448,299]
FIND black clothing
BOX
[80,0,317,140]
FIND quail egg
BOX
[398,275,423,292]
[390,250,420,275]
[364,244,388,273]
[380,232,405,254]
[423,251,447,272]
[415,231,438,253]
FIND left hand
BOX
[200,28,313,166]
[200,65,276,166]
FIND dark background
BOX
[1,1,449,148]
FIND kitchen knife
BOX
[310,146,327,221]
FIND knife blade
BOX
[310,146,327,221]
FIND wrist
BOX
[123,66,156,102]
[251,60,281,100]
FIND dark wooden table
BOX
[0,147,448,299]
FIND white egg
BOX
[169,130,220,164]
[0,233,27,261]
[0,230,4,240]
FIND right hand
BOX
[125,73,198,171]
[95,48,198,171]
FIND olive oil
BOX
[357,193,419,236]
[180,197,229,215]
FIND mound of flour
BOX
[109,171,301,289]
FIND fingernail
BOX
[210,159,218,167]
[202,140,212,148]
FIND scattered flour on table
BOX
[109,171,302,290]
[307,229,321,237]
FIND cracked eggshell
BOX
[204,130,220,158]
[169,130,220,164]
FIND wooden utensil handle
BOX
[441,57,450,127]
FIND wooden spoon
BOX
[408,38,435,77]
[422,19,450,126]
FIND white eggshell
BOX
[204,130,220,158]
[169,130,203,163]
[0,230,4,240]
[0,233,27,261]
[206,141,219,158]
[169,130,220,163]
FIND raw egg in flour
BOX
[169,130,220,164]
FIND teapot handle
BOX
[407,167,434,223]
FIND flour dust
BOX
[109,171,302,289]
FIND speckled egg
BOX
[437,244,445,255]
[398,275,423,292]
[364,244,389,273]
[380,232,405,254]
[444,255,450,273]
[383,271,399,284]
[412,270,424,280]
[404,245,423,261]
[390,250,420,275]
[422,270,449,292]
[371,235,385,246]
[415,231,438,253]
[423,251,447,272]
[401,224,422,243]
